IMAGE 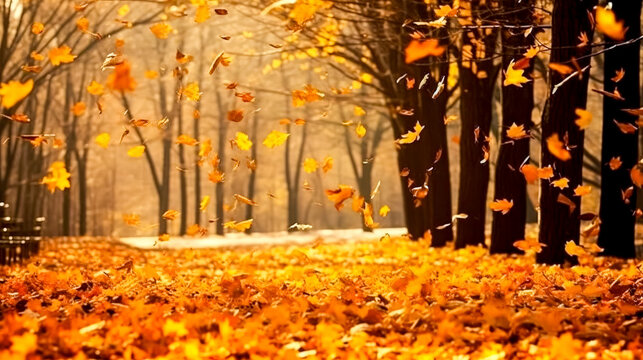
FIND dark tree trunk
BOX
[193,106,201,225]
[537,0,596,265]
[77,155,87,235]
[158,80,172,236]
[177,101,188,235]
[597,0,640,258]
[245,107,259,234]
[214,86,227,236]
[455,7,499,248]
[490,0,535,254]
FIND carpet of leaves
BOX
[0,237,641,360]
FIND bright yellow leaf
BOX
[234,132,252,151]
[595,6,626,41]
[127,145,146,158]
[150,23,173,39]
[95,133,110,149]
[503,60,530,87]
[574,108,592,130]
[48,45,76,66]
[303,158,318,173]
[396,121,424,144]
[263,130,289,148]
[552,177,569,189]
[40,161,71,193]
[0,79,33,108]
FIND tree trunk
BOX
[490,0,534,254]
[177,100,188,235]
[214,86,227,236]
[537,0,596,264]
[158,80,172,236]
[245,108,259,234]
[77,154,87,235]
[193,106,202,225]
[597,0,640,258]
[455,5,499,248]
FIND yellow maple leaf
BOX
[303,158,318,173]
[117,4,130,17]
[224,219,253,232]
[404,39,445,64]
[573,185,591,197]
[40,161,71,193]
[263,130,289,148]
[48,45,76,66]
[0,79,33,108]
[127,145,146,158]
[355,123,366,138]
[506,123,528,140]
[234,132,252,151]
[354,106,366,116]
[564,241,587,257]
[95,133,110,149]
[552,177,569,189]
[31,22,44,35]
[595,6,625,41]
[181,82,201,101]
[76,17,90,32]
[489,199,513,214]
[396,121,424,144]
[379,205,391,217]
[574,108,592,130]
[150,22,173,39]
[209,169,225,183]
[503,60,530,87]
[200,195,210,211]
[87,80,104,96]
[144,70,159,79]
[176,134,198,146]
[546,133,571,161]
[523,46,539,59]
[322,156,333,173]
[195,4,211,23]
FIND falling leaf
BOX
[87,81,104,96]
[48,45,76,66]
[325,185,355,211]
[538,166,554,179]
[181,82,201,101]
[127,145,146,158]
[565,240,587,258]
[224,219,253,232]
[396,121,424,145]
[608,157,622,170]
[208,52,226,75]
[506,123,528,140]
[31,22,44,35]
[71,102,86,116]
[521,164,538,184]
[503,60,530,87]
[552,177,569,189]
[144,70,159,79]
[149,23,173,39]
[631,162,643,187]
[573,185,592,197]
[546,133,571,161]
[355,123,366,138]
[379,205,390,217]
[234,132,252,151]
[611,68,625,83]
[208,169,225,183]
[613,120,637,134]
[0,79,33,108]
[263,130,289,148]
[595,6,626,41]
[162,210,180,221]
[106,61,136,92]
[354,106,366,116]
[489,199,513,215]
[40,161,71,193]
[322,156,333,173]
[592,88,625,101]
[574,108,592,130]
[234,194,258,206]
[95,133,110,149]
[200,196,210,211]
[523,46,539,59]
[227,109,244,122]
[404,39,445,64]
[176,134,198,146]
[303,158,318,173]
[195,4,211,23]
[513,237,546,253]
[292,84,324,106]
[548,62,573,75]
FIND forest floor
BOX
[0,236,641,360]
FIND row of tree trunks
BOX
[490,0,535,254]
[597,0,641,258]
[537,0,597,264]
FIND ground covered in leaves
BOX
[0,238,641,360]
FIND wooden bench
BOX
[0,202,45,265]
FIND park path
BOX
[118,227,408,250]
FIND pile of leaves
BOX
[0,238,641,359]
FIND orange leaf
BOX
[404,39,445,64]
